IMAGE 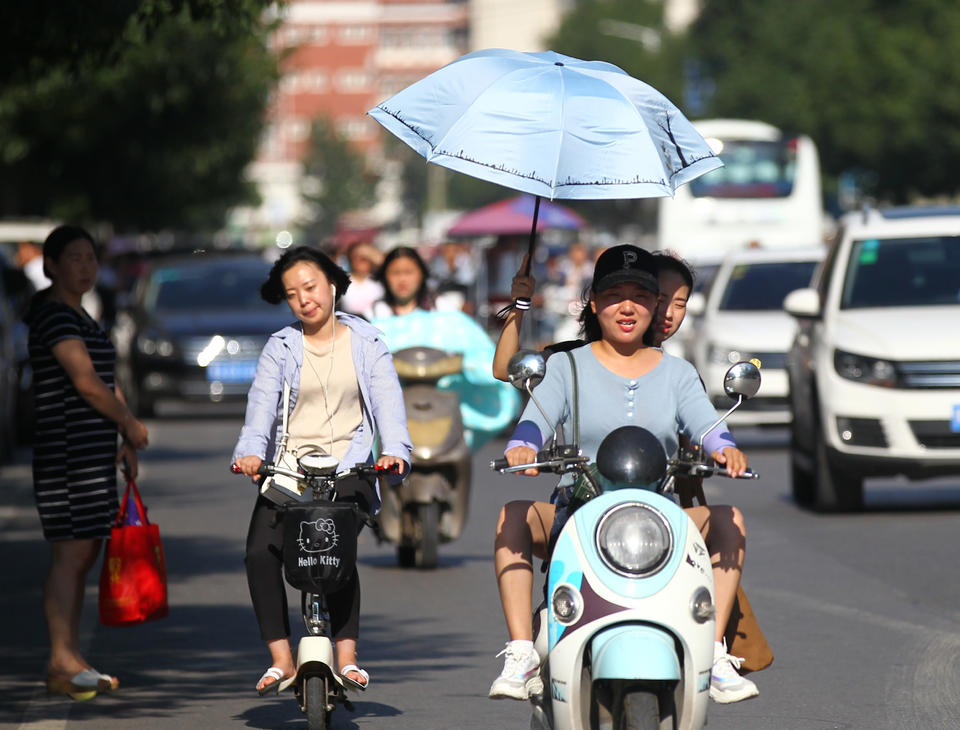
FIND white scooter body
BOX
[534,489,715,730]
[295,631,347,704]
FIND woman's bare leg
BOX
[493,500,555,640]
[44,539,102,679]
[684,505,746,642]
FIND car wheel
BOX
[790,421,815,507]
[813,422,864,512]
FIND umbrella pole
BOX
[497,195,540,320]
[523,195,541,276]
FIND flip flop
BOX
[256,667,296,696]
[339,664,369,692]
[46,671,102,701]
[84,668,119,692]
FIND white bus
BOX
[658,119,825,265]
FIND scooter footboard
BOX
[591,625,680,681]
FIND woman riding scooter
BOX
[370,246,519,449]
[232,246,411,696]
[490,245,758,705]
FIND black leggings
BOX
[245,475,375,642]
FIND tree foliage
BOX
[0,1,278,230]
[300,119,377,243]
[687,0,960,202]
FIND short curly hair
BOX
[260,246,351,305]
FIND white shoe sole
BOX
[710,684,759,703]
[489,674,544,700]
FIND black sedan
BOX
[115,252,292,416]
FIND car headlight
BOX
[595,503,672,577]
[708,344,745,365]
[137,336,175,358]
[834,349,898,387]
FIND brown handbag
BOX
[675,475,774,674]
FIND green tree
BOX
[300,118,377,244]
[689,0,960,202]
[0,2,278,230]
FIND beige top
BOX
[288,328,362,462]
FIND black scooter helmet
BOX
[595,426,667,490]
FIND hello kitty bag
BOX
[281,501,359,592]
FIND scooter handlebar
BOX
[230,461,399,480]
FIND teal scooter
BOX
[493,354,760,730]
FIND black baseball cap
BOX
[591,244,659,295]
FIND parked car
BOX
[785,206,960,511]
[114,252,292,416]
[0,244,38,459]
[689,246,823,425]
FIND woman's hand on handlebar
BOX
[376,455,406,476]
[506,445,539,476]
[710,447,748,477]
[234,455,264,482]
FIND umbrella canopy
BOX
[368,48,722,202]
[447,195,586,237]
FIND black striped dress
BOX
[27,300,119,540]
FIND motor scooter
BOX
[232,454,395,730]
[491,353,761,730]
[377,346,472,568]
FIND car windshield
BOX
[143,261,276,313]
[689,138,797,199]
[719,260,819,311]
[841,235,960,308]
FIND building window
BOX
[338,25,374,45]
[287,119,311,142]
[305,71,328,93]
[337,117,373,141]
[338,70,372,92]
[309,26,329,45]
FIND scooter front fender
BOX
[296,635,335,675]
[591,625,680,681]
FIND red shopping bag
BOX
[99,479,168,626]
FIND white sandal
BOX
[339,664,369,691]
[256,666,296,696]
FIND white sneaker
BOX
[710,640,759,703]
[488,641,543,700]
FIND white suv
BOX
[785,206,960,511]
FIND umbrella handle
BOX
[524,196,541,276]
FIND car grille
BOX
[898,361,960,389]
[909,420,960,449]
[749,352,788,370]
[181,335,265,364]
[711,395,788,412]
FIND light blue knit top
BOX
[506,345,736,486]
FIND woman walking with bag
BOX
[232,246,411,695]
[24,225,149,700]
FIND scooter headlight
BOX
[596,503,672,577]
[690,586,715,623]
[551,583,582,625]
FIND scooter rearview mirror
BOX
[507,349,546,391]
[506,349,561,449]
[723,360,761,400]
[698,360,763,453]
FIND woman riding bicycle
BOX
[232,246,411,695]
